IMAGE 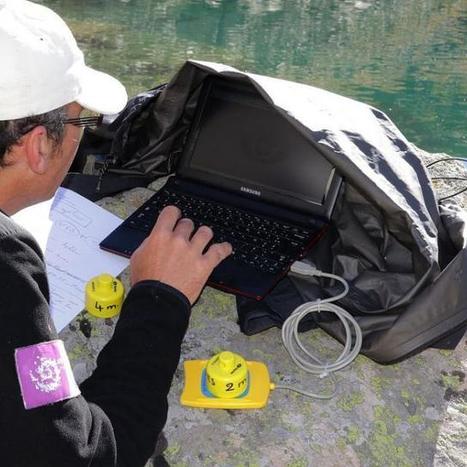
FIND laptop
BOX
[100,76,342,300]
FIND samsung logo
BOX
[241,186,261,196]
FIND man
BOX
[0,1,231,466]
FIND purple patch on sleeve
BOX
[15,339,80,410]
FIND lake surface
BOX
[41,0,466,157]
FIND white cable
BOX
[273,261,362,400]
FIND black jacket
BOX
[0,211,190,466]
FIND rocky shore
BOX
[419,148,467,208]
[62,148,466,466]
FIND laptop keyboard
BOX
[126,187,315,274]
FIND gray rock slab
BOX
[60,155,466,467]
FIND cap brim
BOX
[75,66,128,115]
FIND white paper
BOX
[13,187,129,331]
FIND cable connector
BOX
[290,261,322,277]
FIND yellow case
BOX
[180,360,274,409]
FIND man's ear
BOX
[23,126,51,174]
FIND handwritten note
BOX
[12,187,129,331]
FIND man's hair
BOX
[0,106,67,166]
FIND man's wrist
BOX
[129,280,191,311]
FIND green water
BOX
[40,0,466,157]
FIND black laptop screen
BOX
[179,77,341,218]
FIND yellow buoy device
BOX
[85,273,124,318]
[206,351,248,398]
[180,350,275,409]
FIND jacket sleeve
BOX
[80,281,191,466]
[0,226,190,467]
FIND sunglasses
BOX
[18,112,103,137]
[63,114,103,128]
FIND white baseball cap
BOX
[0,0,128,120]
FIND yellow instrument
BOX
[85,273,124,318]
[180,351,275,409]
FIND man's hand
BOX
[130,205,232,304]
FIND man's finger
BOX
[204,242,233,268]
[152,205,182,234]
[191,225,214,250]
[173,218,195,240]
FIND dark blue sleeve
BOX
[80,281,191,467]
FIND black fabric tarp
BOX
[67,60,467,363]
